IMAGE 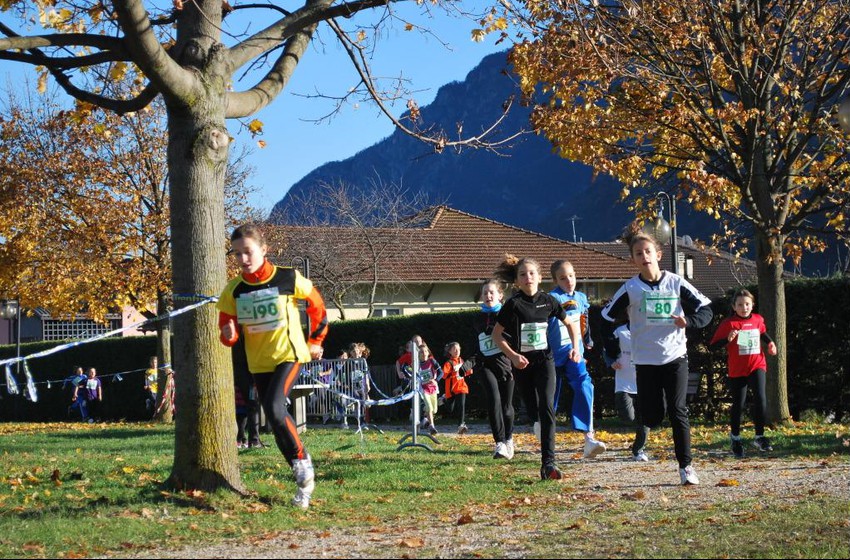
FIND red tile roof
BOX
[268,206,635,283]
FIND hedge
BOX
[2,276,847,423]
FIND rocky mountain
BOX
[268,52,837,274]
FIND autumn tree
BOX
[508,0,850,424]
[271,180,432,319]
[0,89,258,423]
[0,1,515,491]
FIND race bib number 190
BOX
[237,288,284,333]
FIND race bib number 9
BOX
[520,322,548,352]
[237,288,285,333]
[643,292,678,325]
[737,329,761,355]
[478,333,502,356]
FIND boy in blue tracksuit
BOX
[547,260,607,458]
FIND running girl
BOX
[492,255,581,480]
[709,289,777,458]
[602,223,712,486]
[442,342,472,435]
[217,224,328,509]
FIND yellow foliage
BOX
[247,119,264,135]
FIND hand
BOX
[612,360,622,370]
[510,354,529,370]
[309,344,324,360]
[672,314,688,328]
[569,348,581,363]
[727,329,739,342]
[767,342,778,356]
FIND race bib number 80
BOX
[643,292,679,325]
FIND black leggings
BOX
[446,393,467,425]
[479,365,515,443]
[729,369,767,437]
[636,356,692,469]
[615,391,650,455]
[253,362,306,466]
[516,357,557,467]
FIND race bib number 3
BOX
[237,288,285,332]
[737,329,761,355]
[643,292,679,325]
[478,333,502,356]
[520,322,548,352]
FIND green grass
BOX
[0,421,848,558]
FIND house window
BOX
[374,308,401,318]
[42,319,121,341]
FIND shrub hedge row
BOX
[2,277,847,423]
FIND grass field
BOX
[1,420,848,558]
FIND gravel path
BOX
[132,426,850,559]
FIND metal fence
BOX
[298,360,405,424]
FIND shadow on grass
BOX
[696,432,848,458]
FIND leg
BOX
[553,364,566,414]
[253,363,307,466]
[534,359,558,468]
[457,393,467,426]
[501,373,516,441]
[518,370,539,425]
[236,413,247,445]
[566,359,594,433]
[661,357,692,469]
[614,391,635,423]
[636,365,666,429]
[629,393,650,455]
[728,376,749,437]
[748,369,768,436]
[479,367,505,443]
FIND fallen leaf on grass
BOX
[457,513,474,525]
[567,519,587,530]
[621,490,646,501]
[717,479,740,487]
[288,543,299,549]
[22,542,45,554]
[399,537,424,548]
[316,530,332,538]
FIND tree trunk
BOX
[154,290,173,423]
[756,230,792,425]
[164,60,243,492]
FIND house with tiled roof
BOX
[268,206,792,320]
[268,206,635,320]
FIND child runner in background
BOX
[709,289,777,458]
[604,322,651,462]
[602,223,712,486]
[217,224,328,509]
[461,280,516,459]
[73,367,102,423]
[347,342,372,425]
[144,356,158,418]
[547,260,607,459]
[442,342,472,435]
[492,255,581,480]
[417,344,442,436]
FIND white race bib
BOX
[86,379,98,391]
[737,329,761,355]
[478,333,502,356]
[643,292,679,325]
[236,287,285,333]
[520,322,548,352]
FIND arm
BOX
[218,311,239,347]
[600,319,620,362]
[295,271,328,360]
[708,320,730,352]
[676,281,713,329]
[493,322,527,370]
[97,381,102,401]
[581,295,593,349]
[559,314,582,362]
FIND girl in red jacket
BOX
[710,289,777,459]
[443,342,472,435]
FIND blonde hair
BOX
[477,279,505,301]
[494,254,541,285]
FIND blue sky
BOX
[0,2,508,214]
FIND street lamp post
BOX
[642,192,678,274]
[0,299,21,376]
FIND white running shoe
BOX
[493,441,509,459]
[532,421,541,442]
[291,454,315,508]
[633,450,649,462]
[583,437,607,459]
[505,438,515,460]
[679,465,700,486]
